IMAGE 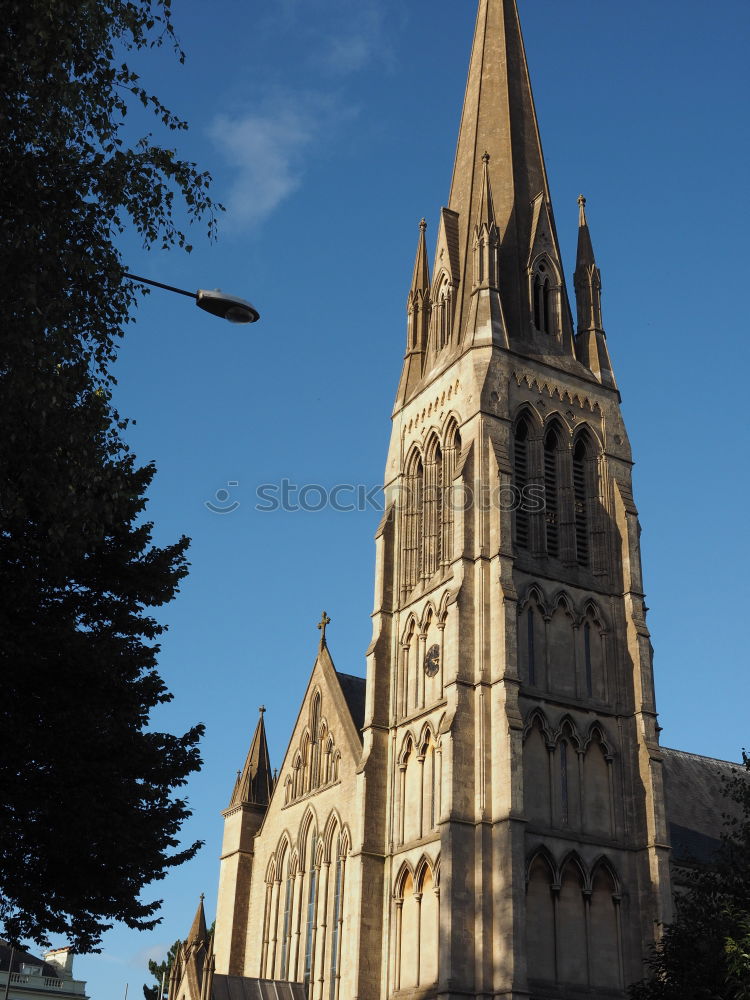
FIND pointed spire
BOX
[395,219,432,405]
[410,219,430,297]
[187,894,207,947]
[573,196,616,389]
[448,0,570,344]
[476,152,496,231]
[228,707,273,809]
[575,195,596,275]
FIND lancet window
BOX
[513,416,531,550]
[401,421,462,594]
[397,727,441,843]
[521,709,616,837]
[532,259,558,336]
[402,449,424,592]
[525,852,622,990]
[512,411,602,571]
[423,436,442,578]
[434,275,453,350]
[572,432,592,568]
[263,816,350,995]
[543,424,561,559]
[392,858,440,991]
[285,696,340,805]
[441,421,461,564]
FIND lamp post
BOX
[123,273,260,324]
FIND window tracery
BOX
[525,851,623,990]
[262,816,351,994]
[400,419,463,595]
[285,694,341,806]
[532,258,559,336]
[392,857,440,991]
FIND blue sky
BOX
[63,0,750,996]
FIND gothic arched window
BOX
[543,424,561,558]
[280,854,293,978]
[434,275,453,350]
[402,450,424,594]
[533,260,558,336]
[514,417,531,551]
[423,436,442,578]
[329,834,345,1000]
[303,829,318,990]
[573,435,591,567]
[310,693,322,790]
[441,421,461,565]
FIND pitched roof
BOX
[212,976,307,1000]
[661,747,744,865]
[335,671,366,734]
[0,941,60,979]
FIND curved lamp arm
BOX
[123,272,260,324]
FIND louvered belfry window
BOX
[573,437,589,567]
[514,419,530,550]
[544,427,559,558]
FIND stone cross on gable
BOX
[318,611,331,643]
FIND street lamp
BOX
[123,273,260,324]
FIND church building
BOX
[167,2,735,998]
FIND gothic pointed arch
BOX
[525,848,556,982]
[584,727,614,838]
[402,445,424,594]
[572,426,595,569]
[557,852,588,984]
[523,706,552,743]
[430,268,456,352]
[518,585,546,686]
[322,809,344,863]
[423,433,443,578]
[513,409,539,552]
[523,710,552,826]
[530,253,562,337]
[309,690,323,789]
[555,719,582,829]
[581,597,607,700]
[543,419,564,559]
[298,806,319,861]
[548,593,576,697]
[400,615,419,718]
[441,417,462,563]
[589,858,623,988]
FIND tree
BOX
[629,753,750,1000]
[0,0,221,951]
[143,939,181,1000]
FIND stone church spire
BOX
[228,707,273,809]
[187,894,208,947]
[448,0,570,345]
[574,195,616,389]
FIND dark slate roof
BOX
[0,941,60,979]
[661,747,743,865]
[336,671,366,735]
[212,976,307,1000]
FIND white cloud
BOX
[209,93,358,230]
[209,102,316,229]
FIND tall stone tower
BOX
[357,0,673,995]
[197,4,681,1000]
